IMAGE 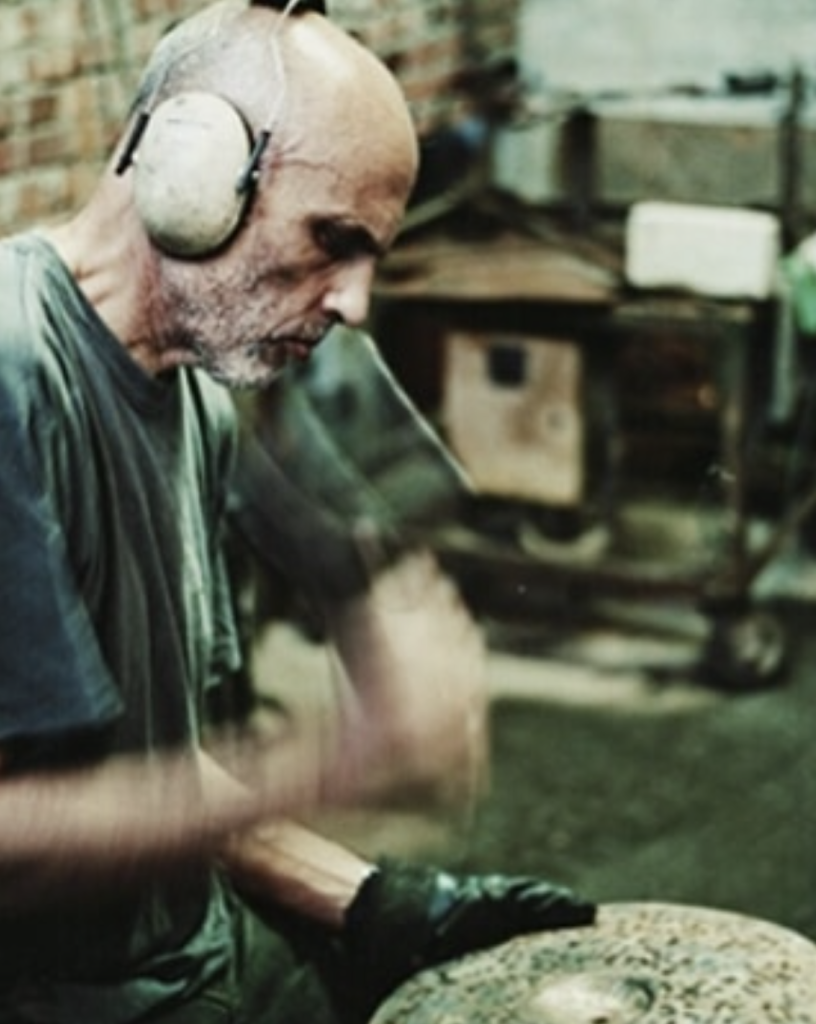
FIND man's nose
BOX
[322,260,375,327]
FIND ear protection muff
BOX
[116,0,325,258]
[119,91,262,259]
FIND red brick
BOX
[29,43,83,83]
[0,137,19,176]
[27,92,59,126]
[28,128,74,165]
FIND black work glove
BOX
[341,857,596,1019]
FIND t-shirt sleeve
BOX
[0,367,123,747]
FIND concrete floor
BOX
[465,604,816,943]
[250,534,816,949]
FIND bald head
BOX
[129,2,418,192]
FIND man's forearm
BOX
[220,818,375,928]
[200,752,373,928]
[0,747,261,915]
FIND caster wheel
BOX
[701,607,787,692]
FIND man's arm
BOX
[205,550,488,929]
[212,551,488,931]
[0,744,254,915]
[321,549,488,805]
[202,750,374,928]
[220,818,375,928]
[0,723,374,918]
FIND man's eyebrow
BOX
[312,217,387,260]
[337,223,387,258]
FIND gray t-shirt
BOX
[0,233,241,1022]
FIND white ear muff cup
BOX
[132,91,253,258]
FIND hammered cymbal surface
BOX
[369,902,816,1024]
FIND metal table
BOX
[373,230,785,688]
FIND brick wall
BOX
[0,0,519,235]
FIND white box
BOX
[625,201,781,299]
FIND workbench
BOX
[372,224,787,688]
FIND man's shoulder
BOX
[0,233,49,406]
[0,234,78,402]
[0,232,61,356]
[0,230,51,289]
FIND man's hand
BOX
[325,550,488,807]
[342,857,596,1018]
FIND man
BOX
[0,2,595,1021]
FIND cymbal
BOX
[369,902,816,1023]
